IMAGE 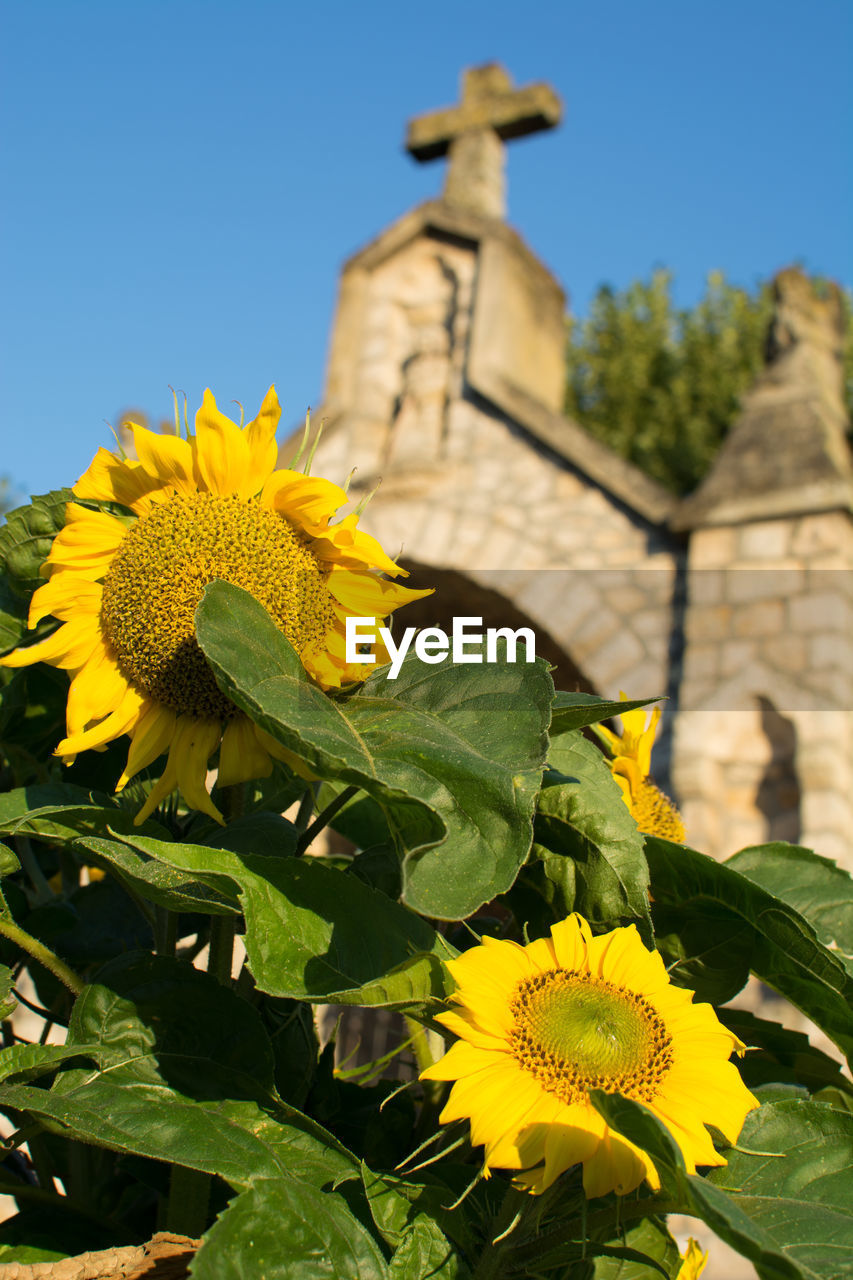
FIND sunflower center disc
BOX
[510,970,673,1104]
[100,492,337,719]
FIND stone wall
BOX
[674,510,853,865]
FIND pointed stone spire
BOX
[675,267,853,527]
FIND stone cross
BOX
[405,63,562,220]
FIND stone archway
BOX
[398,560,595,694]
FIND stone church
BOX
[286,64,853,872]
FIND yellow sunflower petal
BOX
[44,504,128,578]
[310,514,404,575]
[56,682,145,756]
[73,447,163,514]
[582,1127,656,1198]
[28,576,102,628]
[548,913,593,972]
[117,702,177,790]
[243,386,281,498]
[194,388,251,497]
[0,615,101,671]
[538,1102,603,1192]
[422,1041,509,1083]
[327,569,432,617]
[677,1238,709,1280]
[260,469,348,533]
[65,641,130,737]
[134,716,223,826]
[217,717,274,788]
[432,1009,507,1051]
[132,423,196,495]
[173,717,224,824]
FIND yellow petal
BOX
[29,576,102,627]
[134,715,223,826]
[260,469,348,534]
[327,569,432,617]
[311,514,404,575]
[65,641,130,737]
[217,717,274,788]
[0,615,101,671]
[174,716,224,823]
[243,386,281,498]
[117,702,177,790]
[432,1009,506,1051]
[549,913,593,972]
[132,423,196,495]
[581,1126,655,1198]
[45,503,128,578]
[56,682,144,756]
[677,1238,709,1280]
[421,1041,509,1083]
[73,447,164,514]
[194,388,251,496]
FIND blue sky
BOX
[2,0,851,499]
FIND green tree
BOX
[565,269,852,496]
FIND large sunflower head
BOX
[598,695,685,841]
[0,387,430,824]
[421,914,757,1198]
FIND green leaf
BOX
[727,844,853,973]
[591,1092,803,1280]
[646,838,853,1062]
[0,953,357,1193]
[0,962,15,1019]
[0,841,20,878]
[0,1041,100,1083]
[79,834,240,918]
[360,1166,478,1261]
[195,582,552,920]
[389,1217,472,1279]
[709,1099,853,1280]
[718,1009,853,1097]
[532,732,652,940]
[0,786,171,845]
[592,1216,681,1279]
[550,691,662,735]
[89,833,454,1009]
[0,491,71,652]
[190,1177,389,1279]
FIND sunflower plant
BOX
[0,390,850,1279]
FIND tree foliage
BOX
[565,269,853,496]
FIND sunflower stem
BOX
[0,916,83,996]
[403,1015,437,1075]
[294,784,316,832]
[208,916,236,986]
[295,785,358,855]
[154,906,178,957]
[166,1162,210,1238]
[220,783,245,822]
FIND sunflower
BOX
[421,914,757,1198]
[677,1238,709,1279]
[0,387,430,824]
[597,695,685,841]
